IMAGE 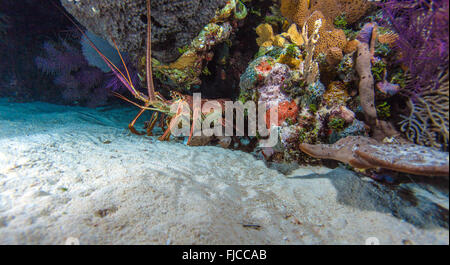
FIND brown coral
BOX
[343,39,360,54]
[323,81,350,107]
[326,47,343,66]
[299,136,449,177]
[301,11,347,57]
[282,0,372,31]
[281,0,373,56]
[316,28,347,57]
[310,0,372,25]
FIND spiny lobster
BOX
[65,0,230,144]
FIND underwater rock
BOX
[325,47,343,66]
[61,0,228,64]
[330,106,355,124]
[151,0,247,91]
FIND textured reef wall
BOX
[60,0,228,64]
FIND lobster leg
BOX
[129,108,147,135]
[158,118,173,141]
[146,112,159,136]
[187,121,196,146]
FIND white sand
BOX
[0,99,448,244]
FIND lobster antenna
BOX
[111,38,133,87]
[51,1,136,94]
[146,0,156,102]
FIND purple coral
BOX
[104,58,142,94]
[378,0,449,97]
[35,39,110,107]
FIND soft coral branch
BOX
[378,0,449,97]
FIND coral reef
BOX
[9,0,442,177]
[239,5,377,163]
[61,0,229,64]
[329,119,367,143]
[234,1,449,177]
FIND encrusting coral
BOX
[326,47,343,66]
[309,12,347,57]
[343,39,359,54]
[323,81,350,107]
[299,136,449,177]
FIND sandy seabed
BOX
[0,98,448,244]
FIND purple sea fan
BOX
[378,0,449,97]
[105,58,143,94]
[35,39,108,107]
[35,40,86,74]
